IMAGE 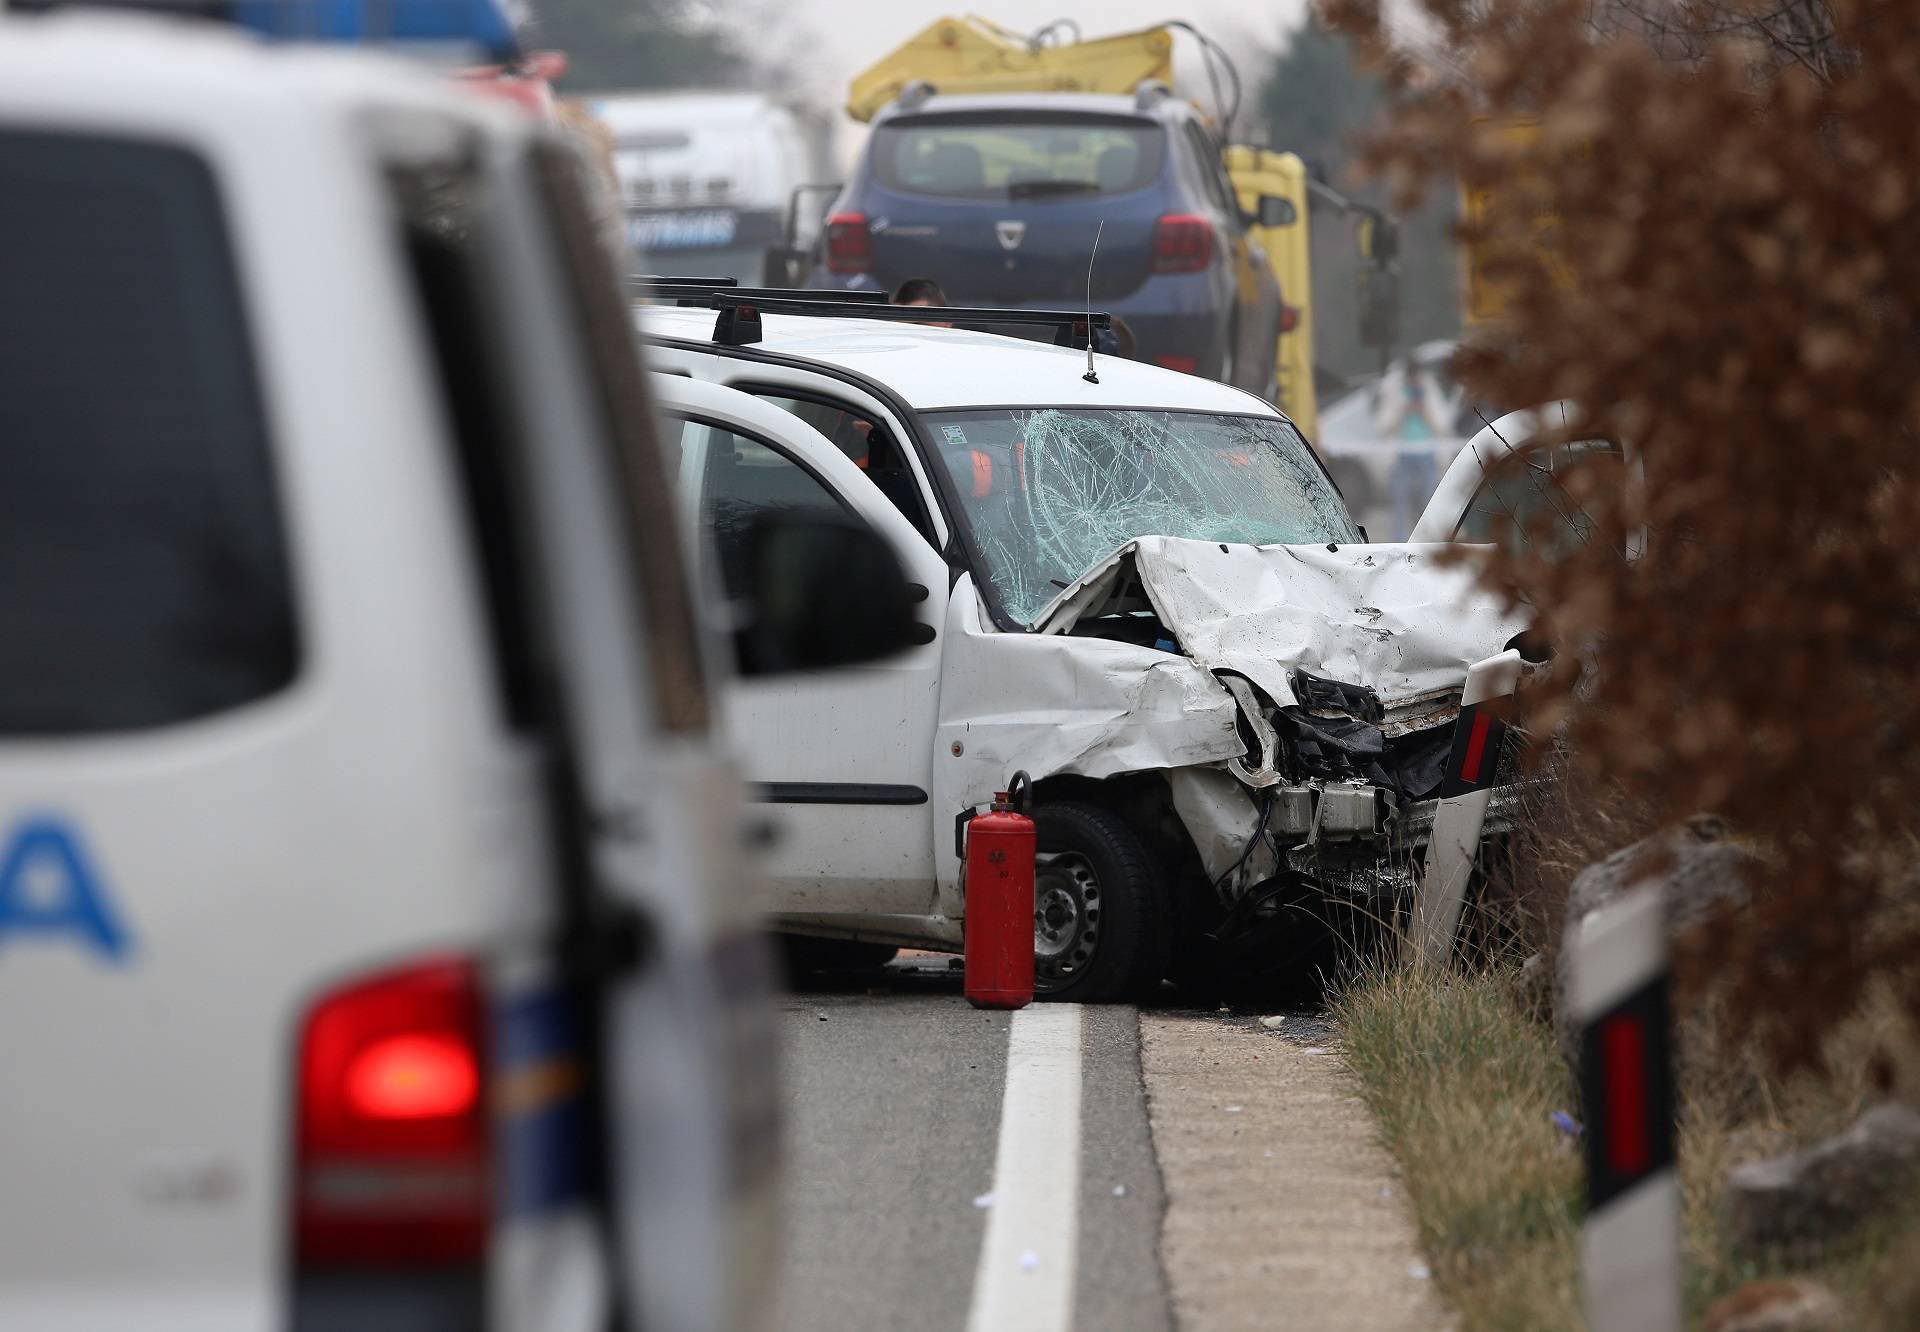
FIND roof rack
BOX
[632,275,739,287]
[630,277,891,310]
[641,283,890,309]
[693,293,1113,348]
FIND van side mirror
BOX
[734,512,926,676]
[1252,194,1296,227]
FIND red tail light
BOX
[1154,355,1199,374]
[295,957,489,1268]
[1152,214,1214,274]
[825,212,872,274]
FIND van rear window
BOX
[0,131,298,735]
[872,113,1165,201]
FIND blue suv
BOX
[808,86,1285,397]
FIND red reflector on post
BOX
[1602,1014,1651,1174]
[295,957,489,1267]
[1459,710,1494,785]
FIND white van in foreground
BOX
[0,17,913,1330]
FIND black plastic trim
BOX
[702,293,1113,338]
[756,782,929,805]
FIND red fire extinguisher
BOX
[964,771,1036,1010]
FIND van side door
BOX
[650,375,954,937]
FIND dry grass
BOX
[1335,966,1583,1331]
[1339,962,1920,1330]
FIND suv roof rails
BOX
[693,293,1113,348]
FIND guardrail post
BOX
[1407,648,1523,968]
[1573,885,1680,1332]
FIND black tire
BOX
[775,934,899,977]
[1032,802,1171,1003]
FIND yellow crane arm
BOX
[846,15,1175,123]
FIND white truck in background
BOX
[582,91,835,284]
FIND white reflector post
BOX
[1573,886,1680,1332]
[1408,648,1523,968]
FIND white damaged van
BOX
[638,292,1556,1001]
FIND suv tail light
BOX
[825,212,872,274]
[295,957,489,1268]
[1152,214,1214,274]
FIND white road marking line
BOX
[967,1003,1084,1332]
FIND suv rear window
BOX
[0,131,298,735]
[871,113,1164,201]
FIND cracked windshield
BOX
[930,407,1359,623]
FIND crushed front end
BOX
[1028,535,1550,976]
[1169,651,1544,980]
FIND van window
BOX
[384,146,540,731]
[1182,122,1235,216]
[748,391,939,545]
[670,418,848,601]
[872,113,1165,201]
[533,141,712,734]
[0,131,298,735]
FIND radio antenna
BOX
[1083,220,1105,385]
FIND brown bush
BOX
[1327,0,1920,1067]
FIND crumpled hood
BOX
[1036,535,1531,709]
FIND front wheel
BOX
[1032,802,1171,1003]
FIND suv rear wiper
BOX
[1007,180,1099,200]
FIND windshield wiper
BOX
[1006,180,1099,200]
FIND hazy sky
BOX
[767,0,1311,149]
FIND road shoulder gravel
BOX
[1140,1008,1454,1331]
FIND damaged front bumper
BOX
[1170,645,1538,927]
[936,538,1545,953]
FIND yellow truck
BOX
[847,15,1175,123]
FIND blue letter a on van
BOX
[0,817,132,962]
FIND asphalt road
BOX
[774,956,1172,1332]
